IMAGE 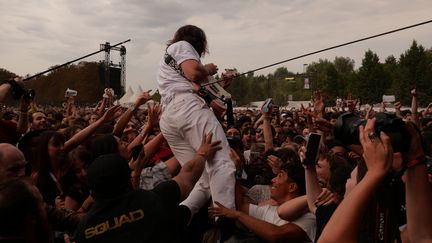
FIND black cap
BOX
[88,153,132,200]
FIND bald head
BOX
[0,143,26,181]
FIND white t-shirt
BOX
[157,40,200,108]
[249,204,316,242]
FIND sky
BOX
[1,0,431,94]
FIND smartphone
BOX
[303,133,321,165]
[131,144,144,160]
[261,98,273,113]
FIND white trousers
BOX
[160,92,236,215]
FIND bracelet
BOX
[407,155,426,168]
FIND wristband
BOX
[407,155,426,168]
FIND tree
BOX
[354,50,388,104]
[398,41,432,105]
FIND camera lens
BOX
[334,112,410,152]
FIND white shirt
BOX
[157,40,200,108]
[249,204,317,242]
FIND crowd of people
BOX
[1,25,432,243]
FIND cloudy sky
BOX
[1,0,431,93]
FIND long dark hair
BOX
[168,25,208,57]
[33,130,66,173]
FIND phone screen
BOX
[303,133,321,165]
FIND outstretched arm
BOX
[410,88,419,125]
[277,195,309,221]
[64,105,122,153]
[0,82,12,102]
[209,202,310,242]
[403,122,432,243]
[112,90,152,137]
[304,164,323,214]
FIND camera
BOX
[65,88,78,97]
[334,112,410,152]
[5,79,35,100]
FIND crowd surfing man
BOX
[157,25,236,217]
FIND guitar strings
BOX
[201,19,432,88]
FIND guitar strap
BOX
[164,51,217,104]
[164,52,186,78]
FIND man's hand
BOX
[101,105,122,122]
[147,102,161,128]
[204,63,218,76]
[314,118,333,134]
[267,155,283,174]
[134,90,152,109]
[394,101,402,111]
[208,201,240,220]
[359,119,392,178]
[314,188,338,207]
[411,88,417,97]
[196,132,222,161]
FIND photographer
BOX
[318,119,432,243]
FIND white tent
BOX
[119,86,134,105]
[127,88,142,104]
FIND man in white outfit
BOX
[157,25,236,216]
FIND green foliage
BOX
[0,68,17,81]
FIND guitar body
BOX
[192,69,237,115]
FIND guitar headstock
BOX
[223,68,239,78]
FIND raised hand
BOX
[208,201,239,219]
[147,102,161,127]
[359,118,393,178]
[204,63,218,76]
[411,88,417,97]
[313,90,325,116]
[102,105,122,122]
[314,117,333,134]
[196,132,222,161]
[134,90,152,109]
[314,188,338,207]
[394,101,401,110]
[267,155,283,174]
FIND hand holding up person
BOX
[195,132,222,161]
[208,201,239,220]
[173,133,222,201]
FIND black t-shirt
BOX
[76,180,181,243]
